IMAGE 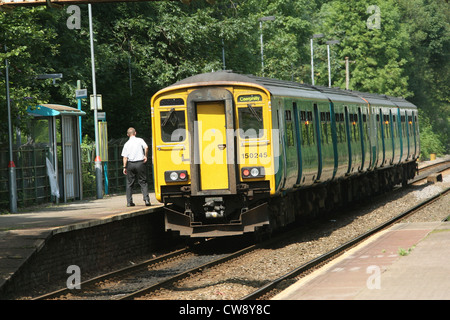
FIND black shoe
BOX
[127,202,135,207]
[145,200,151,206]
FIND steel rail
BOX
[118,243,259,300]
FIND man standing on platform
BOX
[121,127,151,207]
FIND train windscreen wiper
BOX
[162,108,176,126]
[247,104,262,122]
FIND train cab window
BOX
[238,105,264,138]
[160,109,186,142]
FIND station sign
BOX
[90,94,102,110]
[76,89,87,99]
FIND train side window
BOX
[392,114,398,138]
[351,113,359,142]
[285,110,294,147]
[320,111,331,145]
[335,112,345,143]
[300,111,306,121]
[160,109,186,142]
[383,114,391,139]
[238,106,264,138]
[302,111,314,146]
[408,115,413,135]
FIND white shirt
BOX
[121,136,148,162]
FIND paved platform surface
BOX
[0,193,163,290]
[274,221,450,300]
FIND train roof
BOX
[169,71,416,109]
[171,71,328,101]
[311,85,366,104]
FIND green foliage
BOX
[0,0,448,157]
[314,0,411,96]
[418,112,445,160]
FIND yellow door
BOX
[197,101,229,190]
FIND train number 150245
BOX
[241,152,268,159]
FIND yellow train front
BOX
[151,72,275,237]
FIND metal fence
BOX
[0,137,153,211]
[81,138,154,197]
[0,146,51,210]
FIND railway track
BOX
[33,236,255,300]
[34,160,449,300]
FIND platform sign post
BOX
[75,82,87,144]
[98,116,108,195]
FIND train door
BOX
[298,104,317,185]
[196,101,229,190]
[313,103,322,181]
[402,110,410,161]
[357,107,366,171]
[412,111,419,159]
[292,102,303,186]
[391,110,401,164]
[368,107,379,169]
[378,109,386,166]
[344,106,352,173]
[187,88,236,195]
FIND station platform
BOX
[274,221,450,300]
[0,192,163,295]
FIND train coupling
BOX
[203,197,225,218]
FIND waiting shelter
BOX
[26,104,85,203]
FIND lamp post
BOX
[326,39,340,88]
[310,33,324,85]
[258,15,276,76]
[4,49,17,213]
[88,3,103,199]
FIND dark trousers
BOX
[126,160,149,204]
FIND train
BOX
[150,71,419,238]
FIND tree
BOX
[399,0,450,155]
[0,7,59,145]
[314,0,411,97]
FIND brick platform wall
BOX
[1,210,180,299]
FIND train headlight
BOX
[170,172,178,181]
[250,168,259,177]
[165,170,188,182]
[241,167,264,179]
